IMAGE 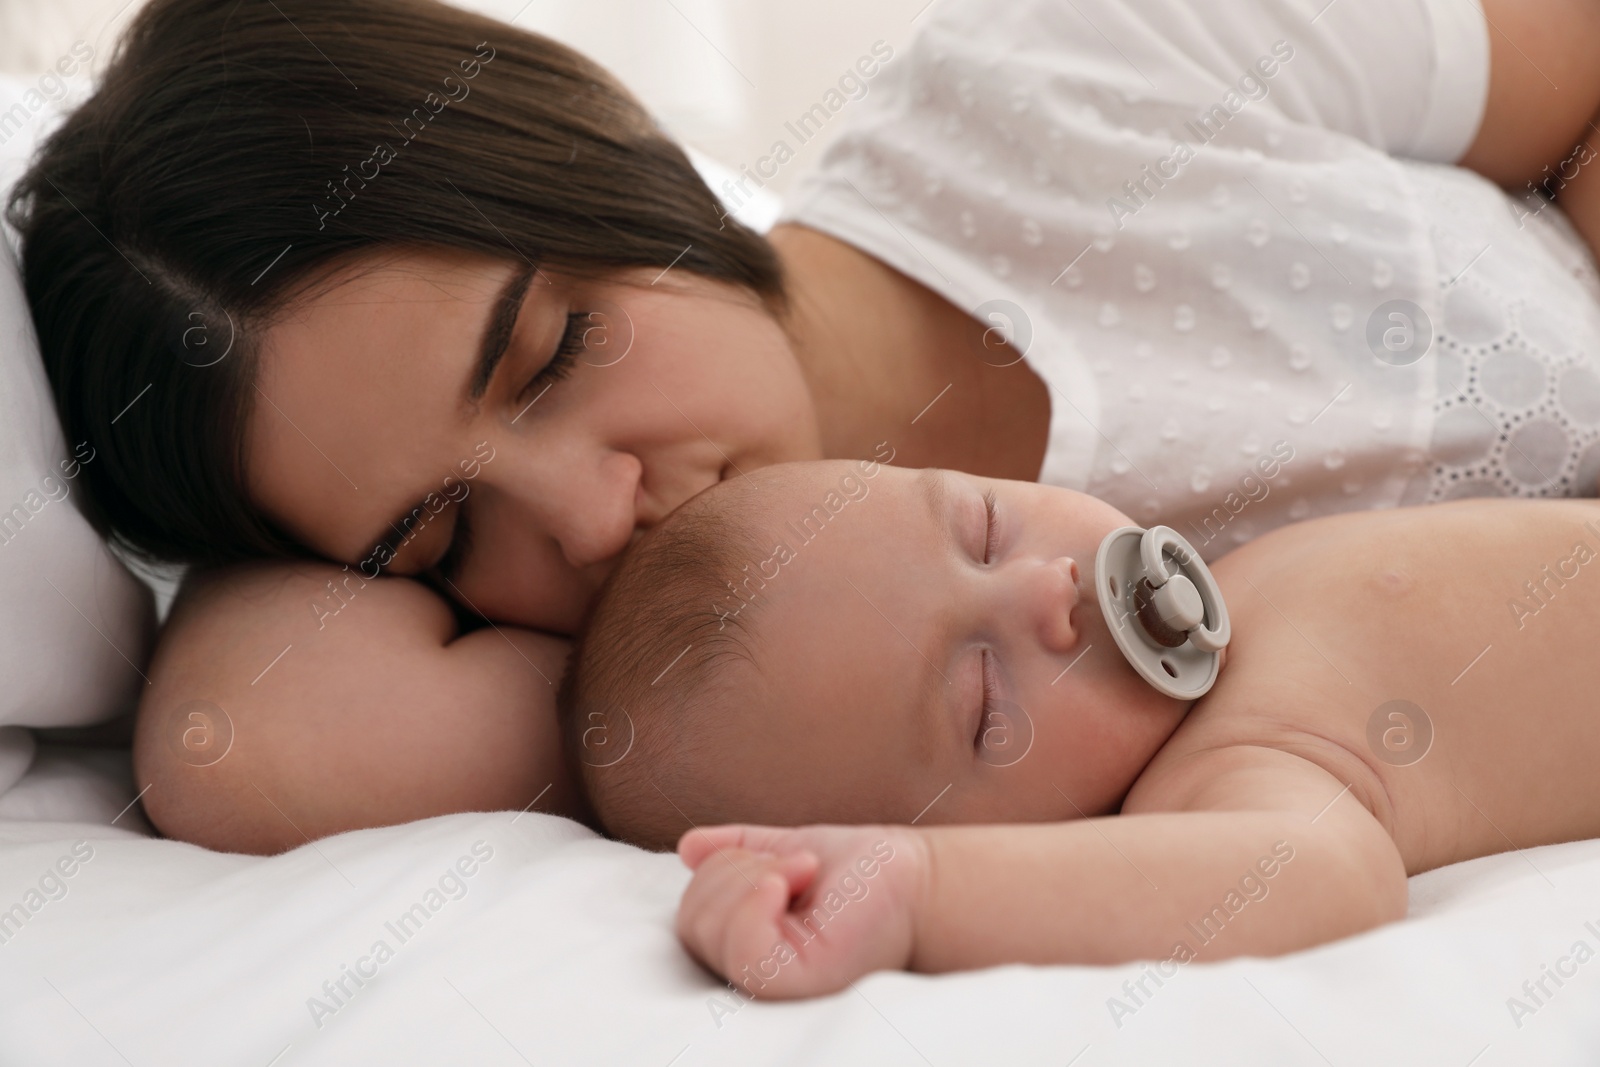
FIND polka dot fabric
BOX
[1406,164,1600,504]
[780,0,1600,554]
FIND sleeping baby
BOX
[560,458,1600,999]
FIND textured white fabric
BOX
[779,0,1600,557]
[1404,163,1600,503]
[0,787,1598,1065]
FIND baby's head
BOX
[562,460,1194,849]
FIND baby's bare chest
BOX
[1195,499,1600,869]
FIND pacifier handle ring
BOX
[1139,526,1230,653]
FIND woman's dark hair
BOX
[8,0,785,566]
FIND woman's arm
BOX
[675,749,1406,998]
[1457,0,1600,189]
[134,561,574,854]
[1458,0,1600,361]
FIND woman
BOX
[13,0,1600,853]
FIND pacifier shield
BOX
[1094,526,1230,699]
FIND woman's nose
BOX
[1001,556,1081,654]
[498,445,643,571]
[558,451,645,569]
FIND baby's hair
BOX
[559,473,777,850]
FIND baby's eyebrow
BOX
[908,639,957,768]
[908,467,965,761]
[916,467,960,554]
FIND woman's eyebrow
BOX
[466,262,537,401]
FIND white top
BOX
[780,0,1600,554]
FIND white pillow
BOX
[0,74,154,796]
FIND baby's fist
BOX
[675,824,927,999]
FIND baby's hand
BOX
[676,824,928,999]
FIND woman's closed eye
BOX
[513,310,590,411]
[435,309,590,579]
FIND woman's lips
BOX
[631,468,733,539]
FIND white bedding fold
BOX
[1,803,1597,1065]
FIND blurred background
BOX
[0,0,930,195]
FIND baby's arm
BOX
[134,562,573,854]
[676,748,1405,998]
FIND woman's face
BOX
[246,246,823,632]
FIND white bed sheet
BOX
[0,749,1597,1066]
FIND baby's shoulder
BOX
[1121,708,1389,829]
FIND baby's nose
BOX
[1017,556,1080,654]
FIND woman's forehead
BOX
[281,246,521,310]
[246,250,523,560]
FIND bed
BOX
[3,752,1600,1065]
[1,82,1598,1067]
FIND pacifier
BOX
[1094,525,1230,699]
